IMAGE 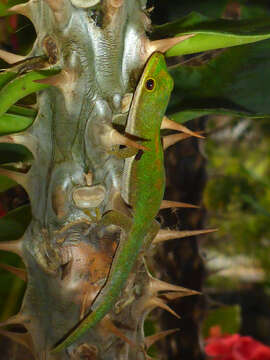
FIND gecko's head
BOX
[142,52,174,98]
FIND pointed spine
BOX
[163,133,191,150]
[154,228,218,244]
[162,292,199,301]
[0,133,37,156]
[146,34,194,57]
[145,329,179,350]
[148,277,200,296]
[0,50,25,64]
[8,3,32,20]
[35,70,74,89]
[0,239,23,257]
[100,125,148,151]
[143,297,180,319]
[0,168,28,191]
[0,263,27,281]
[161,116,204,139]
[160,200,199,210]
[101,317,135,347]
[0,313,28,327]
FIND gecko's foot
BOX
[108,145,139,159]
[83,207,102,223]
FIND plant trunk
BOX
[0,1,171,359]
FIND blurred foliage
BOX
[202,305,241,337]
[204,113,270,278]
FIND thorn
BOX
[162,291,200,301]
[0,313,28,327]
[145,297,180,319]
[154,228,218,244]
[34,70,74,89]
[0,329,33,352]
[0,263,27,281]
[145,328,179,349]
[160,200,199,209]
[100,126,148,152]
[0,239,23,257]
[0,49,25,65]
[80,292,91,320]
[102,317,136,347]
[147,34,195,55]
[121,93,133,113]
[0,133,37,156]
[161,116,204,139]
[0,168,28,191]
[8,3,32,20]
[163,133,191,150]
[148,277,200,297]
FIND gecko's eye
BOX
[145,78,155,91]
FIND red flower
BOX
[205,327,270,360]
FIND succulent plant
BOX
[0,1,270,359]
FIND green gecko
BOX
[52,52,174,352]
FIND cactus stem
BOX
[71,0,101,8]
[161,116,205,139]
[0,133,37,156]
[108,0,123,8]
[0,239,24,257]
[0,329,33,352]
[43,0,72,25]
[0,262,27,281]
[0,50,25,65]
[148,277,200,296]
[0,168,28,192]
[160,200,199,209]
[8,3,32,20]
[145,328,179,349]
[147,34,195,56]
[163,133,191,150]
[144,297,180,319]
[153,228,218,244]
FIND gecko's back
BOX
[122,52,174,214]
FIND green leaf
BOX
[202,305,241,337]
[8,104,37,118]
[169,39,270,115]
[152,12,270,57]
[169,107,269,124]
[0,143,33,164]
[0,204,31,240]
[0,176,16,192]
[0,112,34,135]
[0,68,59,117]
[0,71,16,89]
